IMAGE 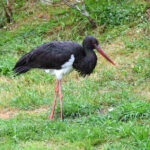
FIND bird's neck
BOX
[73,47,97,76]
[83,48,97,65]
[84,48,94,55]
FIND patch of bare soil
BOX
[0,106,49,119]
[25,106,49,114]
[100,107,115,115]
[0,110,16,119]
[146,8,150,21]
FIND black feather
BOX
[13,36,98,76]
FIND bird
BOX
[13,36,116,120]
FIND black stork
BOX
[13,36,115,120]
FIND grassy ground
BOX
[0,0,150,149]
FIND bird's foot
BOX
[48,114,54,120]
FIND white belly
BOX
[45,54,75,80]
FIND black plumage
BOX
[13,36,98,76]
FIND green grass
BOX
[0,0,150,149]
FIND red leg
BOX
[59,80,63,120]
[48,80,59,120]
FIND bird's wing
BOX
[14,42,75,70]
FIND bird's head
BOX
[83,36,116,66]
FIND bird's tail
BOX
[13,53,31,75]
[13,66,31,75]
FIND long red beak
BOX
[94,44,116,66]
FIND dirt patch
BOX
[0,110,16,119]
[25,106,49,114]
[146,8,150,21]
[100,107,115,115]
[0,106,49,119]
